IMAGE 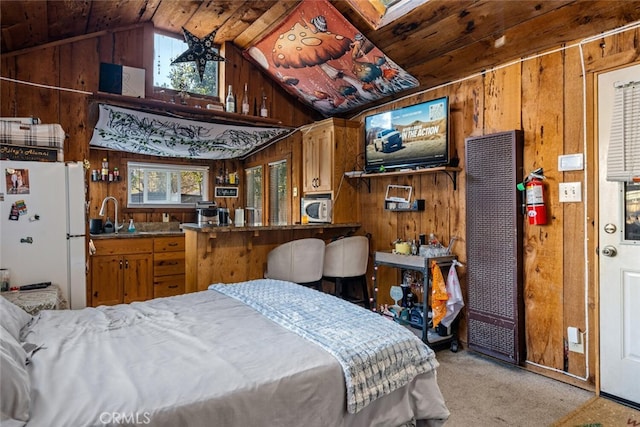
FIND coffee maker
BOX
[196,201,218,226]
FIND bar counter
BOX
[181,222,361,293]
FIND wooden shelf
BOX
[90,93,285,127]
[345,167,461,190]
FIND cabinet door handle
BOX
[119,260,123,270]
[125,260,129,269]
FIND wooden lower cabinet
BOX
[90,236,185,307]
[90,254,125,306]
[153,237,185,299]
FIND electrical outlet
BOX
[162,213,170,222]
[559,182,582,202]
[569,340,584,354]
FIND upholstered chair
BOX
[264,238,326,290]
[322,236,370,308]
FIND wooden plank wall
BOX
[2,20,640,389]
[346,29,640,388]
[1,24,315,225]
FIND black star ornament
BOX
[171,27,225,81]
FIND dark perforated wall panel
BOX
[465,130,525,365]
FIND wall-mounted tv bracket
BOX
[344,167,460,193]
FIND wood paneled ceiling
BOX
[2,1,639,103]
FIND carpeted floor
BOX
[552,396,640,427]
[434,348,594,426]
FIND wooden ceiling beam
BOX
[231,0,298,49]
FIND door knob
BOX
[601,245,617,257]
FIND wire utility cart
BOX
[373,252,459,351]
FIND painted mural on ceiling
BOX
[244,0,419,116]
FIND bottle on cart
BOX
[400,277,413,308]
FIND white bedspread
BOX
[22,281,449,427]
[211,279,439,414]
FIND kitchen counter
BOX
[90,230,185,239]
[180,222,361,233]
[89,222,184,239]
[183,222,361,293]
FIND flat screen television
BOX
[364,96,450,173]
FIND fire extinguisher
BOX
[525,173,547,225]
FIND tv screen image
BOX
[364,96,449,172]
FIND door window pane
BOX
[624,182,640,241]
[246,165,263,225]
[269,160,288,225]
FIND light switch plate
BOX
[568,327,584,353]
[559,182,582,202]
[558,154,584,171]
[568,326,580,343]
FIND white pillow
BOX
[0,325,30,425]
[0,297,32,341]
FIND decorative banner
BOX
[89,104,291,159]
[244,0,419,116]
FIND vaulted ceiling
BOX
[2,1,639,106]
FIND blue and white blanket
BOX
[209,279,438,414]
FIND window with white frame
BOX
[128,162,209,207]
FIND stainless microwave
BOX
[301,198,332,223]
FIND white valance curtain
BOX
[89,104,292,160]
[607,80,640,182]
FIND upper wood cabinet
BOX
[300,118,361,223]
[302,122,334,193]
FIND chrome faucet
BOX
[99,196,120,234]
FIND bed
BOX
[1,279,449,427]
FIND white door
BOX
[598,64,640,406]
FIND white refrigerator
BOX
[0,160,87,309]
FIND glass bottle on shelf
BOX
[225,85,235,113]
[241,83,250,115]
[260,90,268,118]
